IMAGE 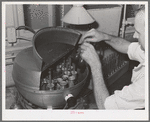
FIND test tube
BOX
[59,80,68,90]
[41,78,47,90]
[52,79,58,90]
[56,65,61,72]
[62,74,69,81]
[69,57,72,68]
[48,69,52,84]
[72,63,76,73]
[68,75,75,87]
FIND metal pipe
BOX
[6,56,16,60]
[6,62,14,65]
[61,5,64,27]
[121,4,127,38]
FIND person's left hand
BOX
[80,42,101,68]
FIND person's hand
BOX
[80,42,101,68]
[81,28,106,43]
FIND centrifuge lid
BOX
[32,27,81,71]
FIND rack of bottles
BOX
[39,50,86,91]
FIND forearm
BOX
[90,63,109,109]
[103,33,131,54]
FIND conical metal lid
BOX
[62,5,95,25]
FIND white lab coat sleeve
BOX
[104,75,145,110]
[127,42,145,63]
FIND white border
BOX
[2,1,149,121]
[1,1,149,4]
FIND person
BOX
[80,6,145,109]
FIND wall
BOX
[23,5,49,29]
[87,5,122,36]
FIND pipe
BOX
[121,4,127,38]
[6,55,16,60]
[6,62,14,66]
[61,5,64,27]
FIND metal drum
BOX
[12,27,90,108]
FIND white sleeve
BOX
[127,42,145,63]
[104,76,145,110]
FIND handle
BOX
[65,94,77,108]
[16,26,36,34]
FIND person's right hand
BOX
[81,28,106,43]
[80,42,101,68]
